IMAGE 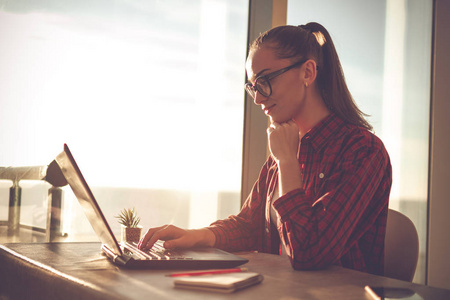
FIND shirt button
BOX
[319,173,324,179]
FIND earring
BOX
[305,81,308,87]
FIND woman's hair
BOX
[250,22,372,131]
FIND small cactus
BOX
[115,207,141,228]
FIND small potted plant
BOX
[115,207,142,244]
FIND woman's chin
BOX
[269,115,291,124]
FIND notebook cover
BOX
[173,272,263,293]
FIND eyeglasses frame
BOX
[245,58,308,98]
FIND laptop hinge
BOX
[102,244,119,262]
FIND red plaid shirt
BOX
[209,114,392,275]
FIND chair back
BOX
[384,208,419,282]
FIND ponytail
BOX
[250,22,372,131]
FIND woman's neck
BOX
[294,94,330,139]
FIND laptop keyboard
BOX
[123,241,193,261]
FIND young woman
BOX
[139,22,392,276]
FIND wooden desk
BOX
[1,242,449,300]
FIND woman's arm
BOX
[139,159,272,253]
[207,160,273,252]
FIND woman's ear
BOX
[303,59,317,86]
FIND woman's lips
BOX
[263,104,275,115]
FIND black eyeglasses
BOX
[245,59,307,99]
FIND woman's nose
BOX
[253,91,267,105]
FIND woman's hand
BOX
[138,225,215,250]
[267,120,303,196]
[267,120,300,163]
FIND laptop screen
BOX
[55,144,123,256]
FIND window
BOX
[0,0,249,242]
[287,0,432,283]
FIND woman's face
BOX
[246,46,306,124]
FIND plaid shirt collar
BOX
[301,113,345,151]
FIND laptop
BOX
[55,144,248,269]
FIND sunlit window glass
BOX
[0,1,249,242]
